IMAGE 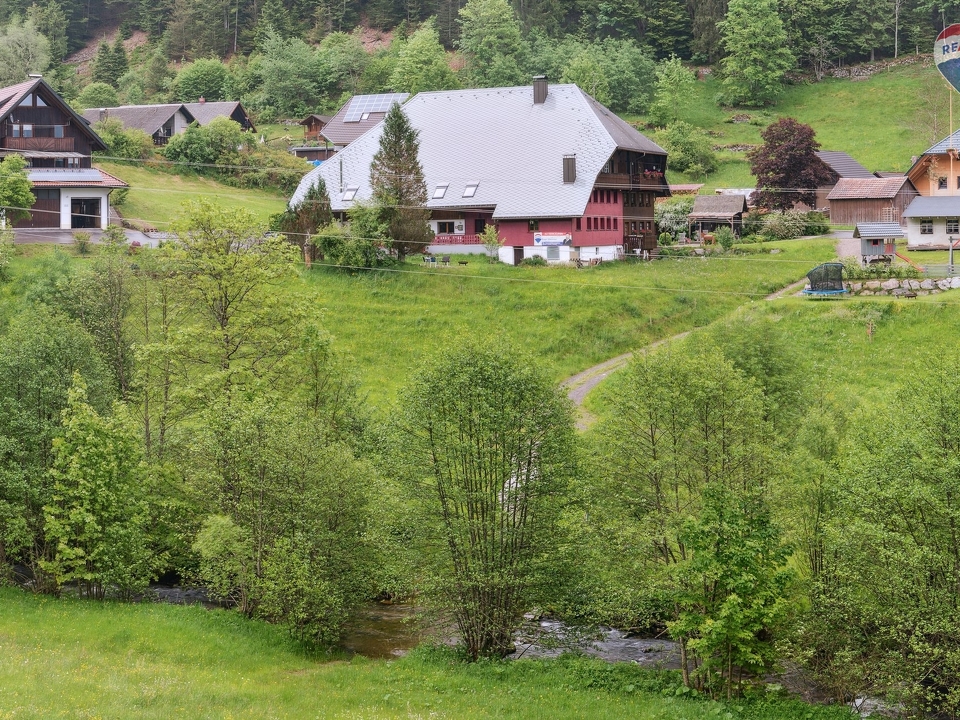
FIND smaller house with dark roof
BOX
[321,93,409,149]
[301,114,331,143]
[183,100,255,132]
[81,104,195,145]
[826,176,918,226]
[687,194,748,239]
[813,150,875,210]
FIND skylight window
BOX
[433,184,449,199]
[342,186,359,201]
[360,112,370,120]
[463,182,479,198]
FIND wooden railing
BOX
[432,234,481,245]
[596,172,667,189]
[2,137,75,151]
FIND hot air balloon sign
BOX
[936,24,960,92]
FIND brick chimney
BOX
[199,96,206,104]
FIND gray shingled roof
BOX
[815,151,874,179]
[854,222,906,240]
[291,84,667,220]
[923,129,960,155]
[902,196,960,217]
[183,101,254,130]
[827,177,914,200]
[80,104,195,136]
[321,93,409,147]
[688,194,748,219]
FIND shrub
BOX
[93,118,154,160]
[76,82,119,109]
[72,231,91,256]
[759,210,807,240]
[658,231,675,246]
[803,211,831,236]
[0,228,14,281]
[714,226,735,250]
[741,210,766,236]
[521,254,548,267]
[657,121,718,176]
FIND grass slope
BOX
[649,61,937,189]
[97,162,288,229]
[301,239,835,403]
[0,588,851,720]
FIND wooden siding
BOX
[16,193,60,229]
[829,191,918,226]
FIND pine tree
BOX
[370,103,431,262]
[111,36,128,81]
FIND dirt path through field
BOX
[564,234,847,430]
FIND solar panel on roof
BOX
[28,169,103,182]
[343,93,407,122]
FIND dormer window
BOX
[463,182,478,198]
[433,184,448,199]
[342,186,359,201]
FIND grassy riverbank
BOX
[0,588,852,720]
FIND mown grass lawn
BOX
[0,588,852,720]
[300,239,836,404]
[96,161,288,229]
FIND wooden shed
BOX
[687,194,749,238]
[854,222,905,264]
[826,177,918,226]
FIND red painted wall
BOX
[497,218,575,246]
[572,187,623,247]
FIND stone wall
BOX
[844,277,960,296]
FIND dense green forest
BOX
[0,0,955,122]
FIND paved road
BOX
[12,227,157,247]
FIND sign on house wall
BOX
[533,233,571,246]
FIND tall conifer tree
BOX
[369,103,431,262]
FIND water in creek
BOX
[340,604,681,668]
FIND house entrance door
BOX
[513,246,523,265]
[71,198,101,229]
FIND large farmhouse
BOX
[290,79,669,264]
[903,130,960,249]
[1,77,127,230]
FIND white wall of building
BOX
[58,189,111,230]
[905,216,955,249]
[498,245,584,265]
[577,245,622,263]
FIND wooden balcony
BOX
[2,137,75,152]
[623,233,657,251]
[433,233,481,245]
[596,172,667,190]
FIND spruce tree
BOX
[369,103,431,262]
[112,36,128,81]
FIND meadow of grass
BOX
[299,239,836,404]
[0,587,854,720]
[644,60,937,190]
[96,161,288,229]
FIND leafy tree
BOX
[649,54,695,127]
[0,154,36,227]
[0,306,114,588]
[457,0,526,87]
[172,57,229,102]
[657,121,717,176]
[594,38,655,114]
[162,117,246,168]
[390,20,460,94]
[654,195,694,241]
[255,28,322,117]
[598,343,787,695]
[92,118,154,160]
[315,31,369,98]
[43,375,150,599]
[26,1,68,62]
[748,118,833,211]
[480,224,502,261]
[0,17,50,87]
[280,176,333,251]
[370,103,432,262]
[716,0,795,107]
[313,202,389,268]
[76,82,119,109]
[561,51,611,105]
[395,338,576,659]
